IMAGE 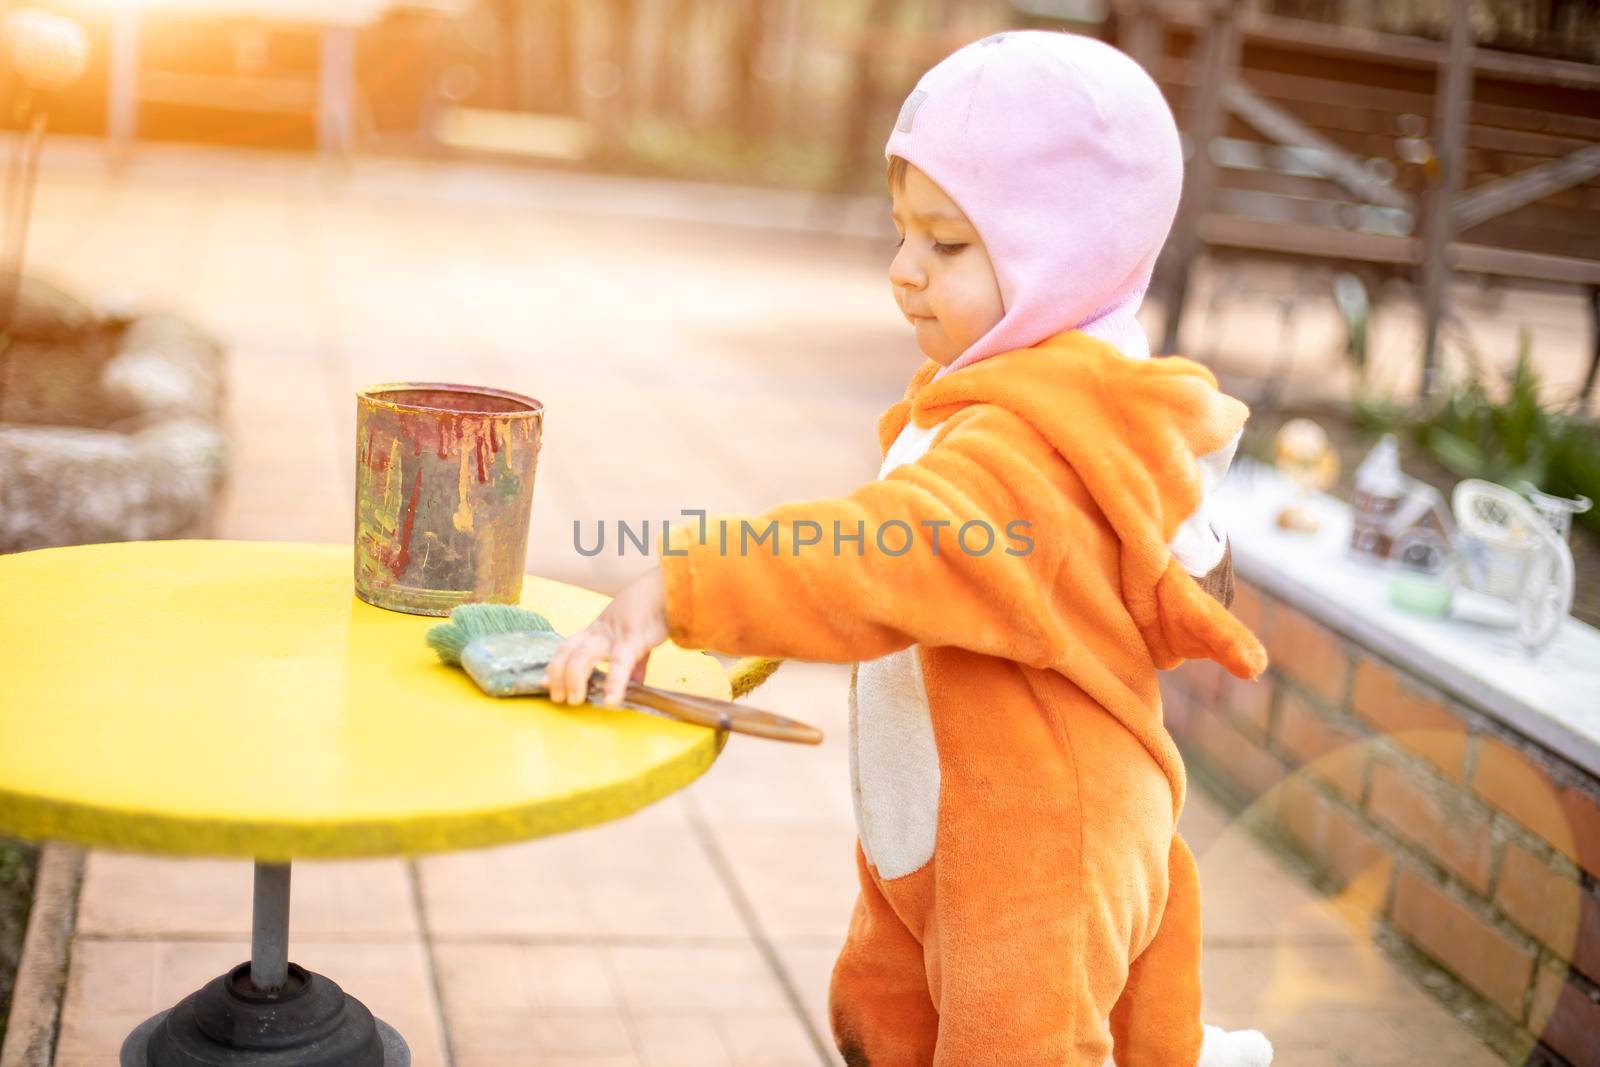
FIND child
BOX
[547,30,1272,1067]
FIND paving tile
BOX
[1190,814,1354,947]
[453,1059,641,1067]
[628,1015,734,1066]
[435,943,665,1065]
[715,1014,822,1066]
[419,799,746,940]
[770,943,847,1067]
[1384,1010,1507,1064]
[1201,940,1422,1015]
[77,851,418,939]
[1216,1004,1501,1066]
[701,819,858,942]
[1227,1008,1416,1064]
[449,1011,637,1060]
[606,944,795,1018]
[435,944,622,1016]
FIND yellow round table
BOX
[0,539,732,1066]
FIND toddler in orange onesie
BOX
[548,29,1274,1067]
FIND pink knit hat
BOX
[884,30,1184,379]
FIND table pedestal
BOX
[118,863,411,1066]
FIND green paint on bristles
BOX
[426,603,556,665]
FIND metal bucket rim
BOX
[357,382,544,419]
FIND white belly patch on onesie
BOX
[850,417,947,881]
[851,646,941,879]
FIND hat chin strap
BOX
[1076,286,1152,361]
[933,284,1156,382]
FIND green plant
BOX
[1354,327,1600,534]
[1333,272,1370,383]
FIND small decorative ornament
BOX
[1387,499,1461,620]
[1452,480,1587,650]
[1519,481,1593,546]
[1349,433,1453,564]
[1272,418,1338,533]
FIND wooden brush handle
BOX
[620,681,823,745]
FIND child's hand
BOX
[545,566,669,707]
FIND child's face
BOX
[889,162,1005,366]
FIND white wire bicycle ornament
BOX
[1443,480,1590,650]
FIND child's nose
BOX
[889,246,926,291]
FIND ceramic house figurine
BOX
[1349,433,1454,567]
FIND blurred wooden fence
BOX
[1122,0,1600,401]
[4,0,1596,399]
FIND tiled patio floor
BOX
[22,142,1541,1065]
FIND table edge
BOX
[0,729,729,861]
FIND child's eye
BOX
[895,235,905,248]
[934,242,968,256]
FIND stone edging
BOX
[0,843,83,1067]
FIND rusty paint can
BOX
[354,383,544,616]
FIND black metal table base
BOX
[118,962,410,1066]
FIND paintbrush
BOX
[426,604,823,745]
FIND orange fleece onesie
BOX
[659,329,1269,1065]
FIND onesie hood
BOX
[884,30,1184,377]
[877,331,1267,681]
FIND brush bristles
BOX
[425,623,469,665]
[426,603,557,666]
[454,603,556,637]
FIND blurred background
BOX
[2,2,1600,1066]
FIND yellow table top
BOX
[0,540,730,860]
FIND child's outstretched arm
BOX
[657,405,1083,665]
[546,405,1082,706]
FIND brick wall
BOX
[1163,579,1600,1066]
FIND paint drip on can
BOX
[354,383,543,616]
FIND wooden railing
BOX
[1108,0,1600,400]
